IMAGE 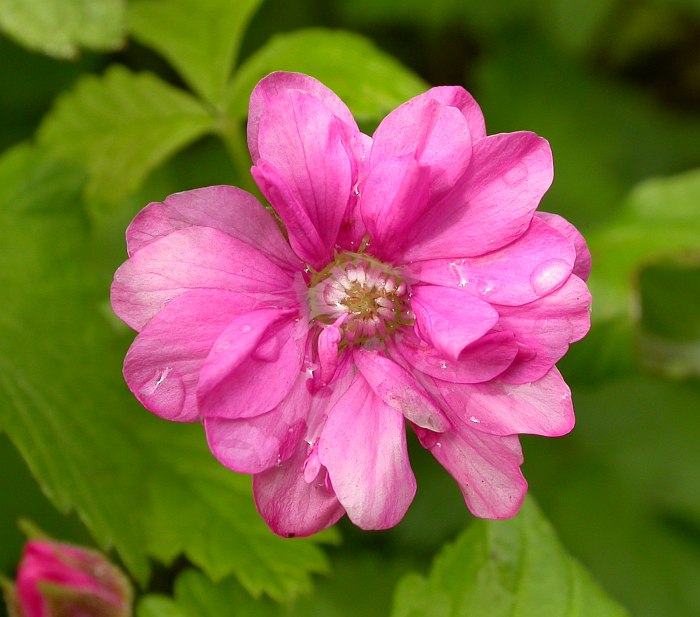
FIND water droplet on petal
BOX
[469,416,480,423]
[529,258,571,296]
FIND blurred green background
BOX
[1,1,699,616]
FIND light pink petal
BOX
[204,374,310,474]
[336,132,373,252]
[360,156,431,257]
[253,438,345,538]
[251,90,355,266]
[394,330,518,384]
[353,349,449,432]
[315,315,347,388]
[403,132,553,261]
[536,211,591,281]
[248,72,359,164]
[415,424,527,518]
[406,217,575,306]
[318,373,416,529]
[125,185,300,271]
[496,274,592,383]
[425,85,487,141]
[197,309,305,419]
[426,367,575,437]
[410,284,499,360]
[123,290,253,423]
[111,226,295,331]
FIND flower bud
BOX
[3,539,132,617]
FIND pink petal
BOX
[393,330,518,384]
[425,85,487,141]
[353,349,449,431]
[315,315,347,388]
[318,373,416,529]
[251,89,355,266]
[197,309,305,419]
[253,438,345,538]
[496,274,591,383]
[536,211,592,281]
[204,375,310,474]
[111,226,295,331]
[248,72,359,164]
[125,185,300,272]
[406,216,575,306]
[426,367,575,437]
[123,289,254,423]
[403,132,554,261]
[410,284,499,360]
[415,424,527,518]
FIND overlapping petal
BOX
[536,211,592,280]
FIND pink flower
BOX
[111,72,591,537]
[5,539,132,617]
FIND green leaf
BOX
[137,596,188,617]
[226,28,428,127]
[128,0,262,105]
[391,498,628,617]
[37,65,214,205]
[0,0,125,59]
[588,168,700,321]
[0,144,332,596]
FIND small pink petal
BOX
[415,424,527,519]
[406,216,575,306]
[253,439,345,538]
[410,284,499,360]
[353,349,449,432]
[536,211,592,281]
[315,315,347,388]
[427,367,575,437]
[318,374,416,529]
[403,132,553,261]
[111,226,295,331]
[197,309,305,419]
[424,85,487,141]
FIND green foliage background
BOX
[1,1,699,615]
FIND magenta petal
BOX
[253,439,345,538]
[416,425,527,518]
[204,375,310,474]
[404,132,554,261]
[428,367,575,437]
[536,211,592,281]
[316,315,347,387]
[353,349,449,431]
[197,309,305,419]
[394,330,518,384]
[248,72,359,164]
[126,185,299,271]
[111,226,295,331]
[252,89,355,266]
[318,374,416,529]
[407,217,575,306]
[123,290,253,423]
[410,284,499,360]
[424,85,487,141]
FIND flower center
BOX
[308,252,413,345]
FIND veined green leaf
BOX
[37,66,214,205]
[128,0,262,105]
[0,0,125,58]
[391,498,628,617]
[226,28,428,127]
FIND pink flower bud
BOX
[6,539,132,617]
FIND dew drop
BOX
[440,361,448,369]
[529,259,570,296]
[469,416,480,424]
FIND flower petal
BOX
[125,185,299,271]
[410,284,499,360]
[394,330,518,384]
[123,290,253,423]
[354,349,449,431]
[403,132,553,261]
[426,367,575,437]
[111,226,295,331]
[204,375,310,474]
[536,211,592,281]
[197,309,305,419]
[425,85,487,141]
[406,216,575,306]
[496,274,592,383]
[318,373,416,529]
[251,89,355,266]
[415,424,527,518]
[253,439,345,538]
